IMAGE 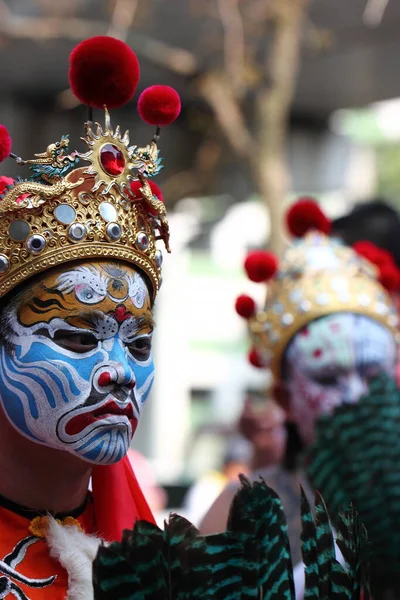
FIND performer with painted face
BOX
[0,36,180,599]
[233,199,400,598]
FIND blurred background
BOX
[2,0,400,520]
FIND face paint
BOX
[0,261,155,465]
[285,313,396,445]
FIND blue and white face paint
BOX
[0,261,155,465]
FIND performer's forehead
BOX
[8,260,153,329]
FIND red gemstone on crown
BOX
[100,144,125,176]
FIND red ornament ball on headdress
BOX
[248,348,264,369]
[353,240,393,268]
[138,86,181,126]
[235,294,256,319]
[0,175,14,194]
[69,36,140,109]
[379,264,400,293]
[129,179,164,216]
[244,251,278,283]
[0,125,12,163]
[286,197,331,237]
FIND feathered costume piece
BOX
[93,476,369,599]
[305,374,400,599]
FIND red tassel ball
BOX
[286,197,331,237]
[0,175,14,194]
[69,36,140,109]
[353,241,393,268]
[248,348,264,369]
[0,125,12,163]
[235,294,256,319]
[138,85,181,126]
[379,265,400,293]
[130,179,163,216]
[244,251,278,283]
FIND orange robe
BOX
[0,495,96,600]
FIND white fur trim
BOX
[46,516,104,600]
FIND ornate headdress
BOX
[236,199,400,380]
[0,36,181,302]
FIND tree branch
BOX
[217,0,246,95]
[252,0,311,253]
[107,0,139,40]
[363,0,390,27]
[197,72,253,160]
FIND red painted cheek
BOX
[313,348,323,358]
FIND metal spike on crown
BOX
[0,36,181,301]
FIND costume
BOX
[236,199,400,598]
[0,36,180,599]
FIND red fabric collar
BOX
[92,455,155,541]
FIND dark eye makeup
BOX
[52,330,98,353]
[128,337,152,361]
[34,327,152,359]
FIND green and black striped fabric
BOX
[305,374,400,599]
[93,477,369,599]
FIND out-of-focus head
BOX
[220,436,252,481]
[238,398,287,466]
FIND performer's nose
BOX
[98,372,111,387]
[96,367,136,389]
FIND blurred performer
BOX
[0,36,181,598]
[202,198,400,599]
[182,436,251,527]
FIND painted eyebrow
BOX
[69,311,155,332]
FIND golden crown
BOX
[0,36,181,301]
[0,110,168,301]
[237,201,399,380]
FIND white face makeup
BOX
[0,261,155,465]
[284,313,397,445]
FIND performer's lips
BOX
[65,400,135,436]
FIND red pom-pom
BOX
[244,251,278,283]
[69,36,140,109]
[353,240,400,292]
[353,241,393,268]
[248,348,264,369]
[353,240,380,262]
[0,125,12,163]
[379,265,400,292]
[235,294,256,318]
[0,175,14,194]
[129,179,163,216]
[286,197,331,237]
[138,86,181,126]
